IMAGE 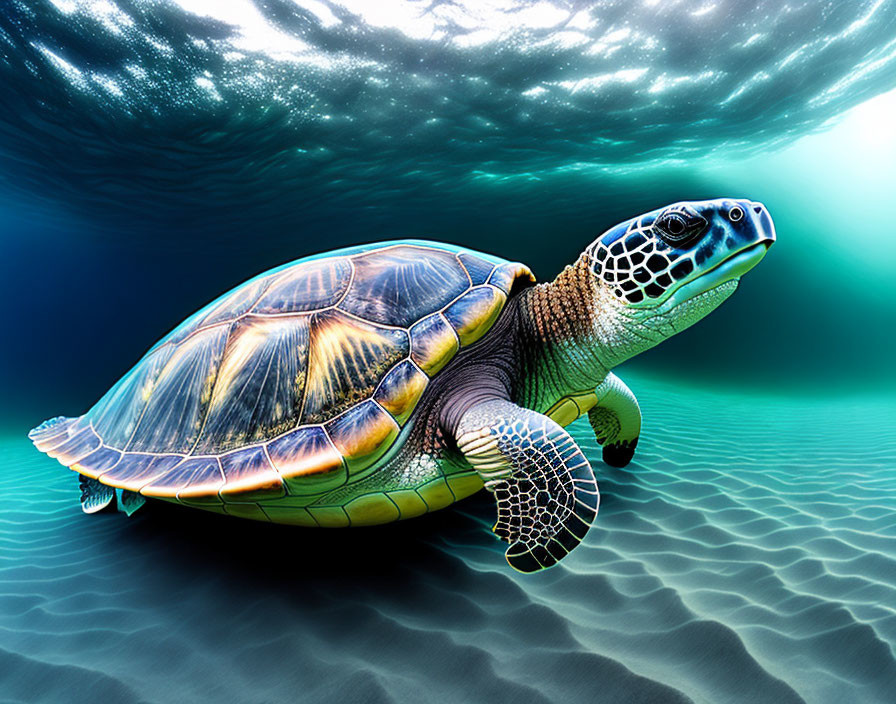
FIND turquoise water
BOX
[3,376,895,703]
[2,2,896,703]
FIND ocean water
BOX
[2,2,896,703]
[4,377,895,704]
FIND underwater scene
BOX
[1,2,895,703]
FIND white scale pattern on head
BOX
[587,208,699,305]
[576,206,746,369]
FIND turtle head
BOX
[584,198,775,363]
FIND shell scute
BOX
[194,277,270,332]
[446,473,483,500]
[224,503,270,521]
[28,416,72,452]
[260,506,318,526]
[72,445,122,480]
[219,446,285,502]
[48,421,101,467]
[488,261,536,295]
[417,477,455,511]
[339,245,469,327]
[252,257,352,314]
[307,505,350,527]
[344,493,400,526]
[195,315,310,454]
[409,313,458,376]
[458,252,497,285]
[373,359,428,424]
[99,453,183,492]
[443,286,507,346]
[266,425,347,495]
[324,400,399,475]
[140,456,224,501]
[88,343,176,449]
[301,310,408,424]
[387,489,429,519]
[127,325,230,454]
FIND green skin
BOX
[331,197,776,572]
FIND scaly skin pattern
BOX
[455,400,599,572]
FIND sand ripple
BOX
[1,376,894,703]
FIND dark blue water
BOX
[2,2,895,703]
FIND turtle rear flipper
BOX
[79,475,114,514]
[457,400,600,572]
[117,489,146,516]
[78,478,146,516]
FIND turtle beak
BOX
[749,201,776,248]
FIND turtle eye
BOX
[654,209,706,246]
[664,214,686,236]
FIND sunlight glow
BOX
[173,0,310,59]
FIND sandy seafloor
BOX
[2,374,894,704]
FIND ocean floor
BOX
[2,375,894,704]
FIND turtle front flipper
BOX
[456,400,599,573]
[588,373,642,468]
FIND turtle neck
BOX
[512,256,610,409]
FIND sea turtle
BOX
[30,198,775,572]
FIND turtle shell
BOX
[30,241,535,509]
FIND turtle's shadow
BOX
[117,491,499,592]
[110,461,640,598]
